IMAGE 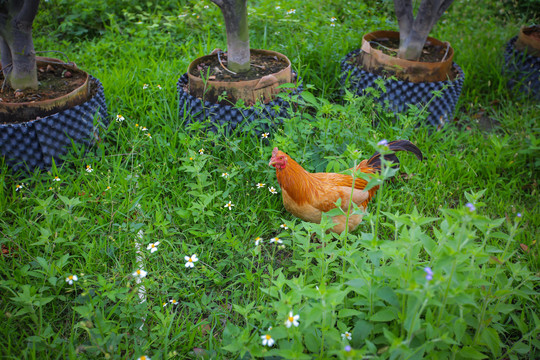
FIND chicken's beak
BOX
[268,159,276,167]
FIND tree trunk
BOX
[393,0,413,52]
[393,0,454,61]
[211,0,250,73]
[0,0,39,90]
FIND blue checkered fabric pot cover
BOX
[340,49,465,127]
[177,72,302,134]
[503,36,540,101]
[0,76,108,172]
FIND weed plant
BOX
[1,0,539,359]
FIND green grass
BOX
[1,0,539,359]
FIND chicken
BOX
[268,140,423,234]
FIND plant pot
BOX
[0,58,108,172]
[359,30,454,83]
[341,31,464,127]
[179,49,301,133]
[0,57,91,124]
[187,49,293,105]
[515,25,540,57]
[503,26,540,100]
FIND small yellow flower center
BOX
[137,270,141,275]
[188,259,192,263]
[68,276,73,280]
[288,316,294,322]
[151,244,155,248]
[266,334,271,340]
[140,357,147,360]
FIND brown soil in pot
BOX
[1,62,86,104]
[516,25,540,57]
[522,25,540,41]
[0,59,92,125]
[189,51,289,82]
[369,38,451,63]
[351,38,458,81]
[187,49,293,106]
[349,32,458,82]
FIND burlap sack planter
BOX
[0,76,108,172]
[503,36,540,101]
[177,72,302,134]
[341,49,465,127]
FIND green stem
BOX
[407,298,429,344]
[473,222,517,344]
[372,154,385,244]
[436,258,457,326]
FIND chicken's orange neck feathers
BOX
[275,155,318,205]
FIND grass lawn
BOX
[1,0,538,359]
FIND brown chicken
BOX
[269,140,423,233]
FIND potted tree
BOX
[341,0,465,128]
[177,0,301,133]
[503,24,540,100]
[0,0,108,172]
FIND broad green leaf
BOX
[480,327,501,357]
[73,305,93,318]
[457,346,488,359]
[370,308,397,322]
[454,318,467,342]
[512,341,530,354]
[35,296,55,307]
[57,194,82,208]
[376,286,400,308]
[345,278,367,290]
[352,319,373,345]
[338,309,362,318]
[304,329,321,353]
[299,91,318,107]
[35,257,50,272]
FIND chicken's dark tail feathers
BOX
[366,140,423,172]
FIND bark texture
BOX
[393,0,454,60]
[0,0,39,90]
[211,0,250,73]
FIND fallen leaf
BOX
[199,322,211,336]
[400,173,416,181]
[193,348,206,357]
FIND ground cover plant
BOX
[1,0,539,359]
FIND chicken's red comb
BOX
[272,147,279,157]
